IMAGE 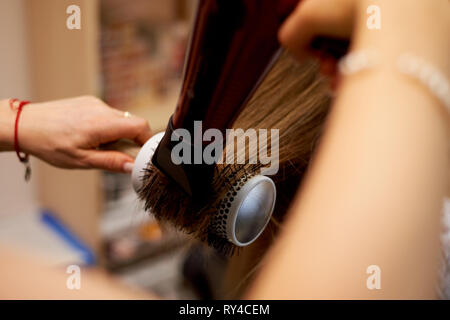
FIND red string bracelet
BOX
[9,99,31,181]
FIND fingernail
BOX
[123,162,134,174]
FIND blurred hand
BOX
[279,0,450,83]
[279,0,356,82]
[279,0,355,60]
[10,96,151,173]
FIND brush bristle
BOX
[138,162,261,255]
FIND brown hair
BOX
[138,51,331,256]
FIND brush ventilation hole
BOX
[210,173,253,239]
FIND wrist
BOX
[0,99,16,151]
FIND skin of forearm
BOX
[354,0,450,75]
[249,1,449,299]
[0,246,155,299]
[249,71,448,300]
[0,99,15,151]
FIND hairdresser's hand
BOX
[280,0,355,62]
[279,0,356,82]
[279,0,450,80]
[0,96,151,173]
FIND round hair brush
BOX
[131,133,276,249]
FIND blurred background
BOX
[0,0,227,299]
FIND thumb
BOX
[82,150,135,173]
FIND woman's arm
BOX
[0,246,155,299]
[0,99,15,151]
[249,0,449,299]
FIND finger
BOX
[122,117,152,146]
[81,149,135,173]
[99,116,152,147]
[279,0,355,61]
[319,55,338,77]
[134,119,152,145]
